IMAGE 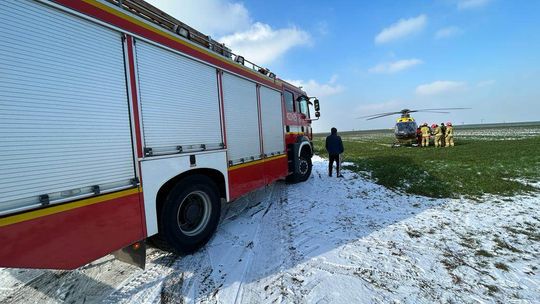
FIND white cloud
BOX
[369,59,423,74]
[435,26,463,39]
[286,76,345,98]
[458,0,491,10]
[416,81,467,96]
[220,23,310,65]
[375,15,427,44]
[146,0,250,36]
[146,0,310,66]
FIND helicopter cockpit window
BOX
[396,122,416,133]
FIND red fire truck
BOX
[0,0,320,269]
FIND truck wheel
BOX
[296,154,312,182]
[157,175,221,254]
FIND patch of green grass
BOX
[475,249,495,257]
[441,259,457,271]
[493,237,522,253]
[460,236,478,249]
[314,128,540,198]
[483,284,500,294]
[504,226,540,242]
[406,229,422,238]
[494,262,510,271]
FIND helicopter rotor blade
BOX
[356,107,470,120]
[365,113,402,120]
[413,107,471,111]
[410,110,451,114]
[356,111,403,119]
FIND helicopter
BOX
[357,108,470,146]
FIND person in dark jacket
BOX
[440,123,447,147]
[325,127,344,177]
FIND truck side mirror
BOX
[315,111,320,118]
[314,99,320,111]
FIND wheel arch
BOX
[155,168,226,233]
[298,140,313,158]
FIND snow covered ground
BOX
[1,156,539,303]
[455,127,540,141]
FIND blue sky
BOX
[148,0,540,132]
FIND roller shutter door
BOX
[260,87,285,156]
[0,0,135,214]
[135,40,222,155]
[222,73,261,164]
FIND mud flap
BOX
[113,240,146,269]
[286,142,301,183]
[288,143,300,174]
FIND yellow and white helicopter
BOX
[358,108,469,146]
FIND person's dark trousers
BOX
[329,153,340,176]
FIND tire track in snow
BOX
[147,182,285,303]
[1,255,139,304]
[232,183,282,304]
[102,248,178,304]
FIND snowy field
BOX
[1,156,539,303]
[457,127,540,141]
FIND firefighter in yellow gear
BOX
[432,124,442,147]
[420,123,430,147]
[445,122,454,147]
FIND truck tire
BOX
[296,154,313,182]
[155,175,221,255]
